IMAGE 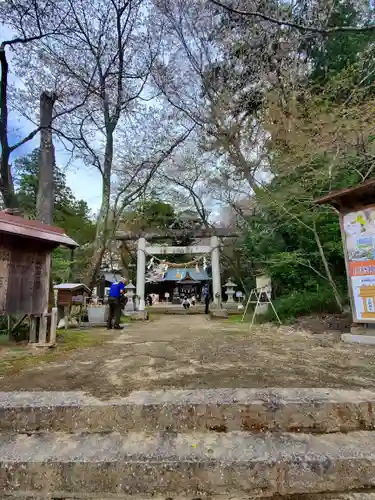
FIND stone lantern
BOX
[125,281,136,313]
[224,278,236,303]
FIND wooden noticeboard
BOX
[0,234,49,316]
[55,286,89,307]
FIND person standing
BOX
[203,283,210,314]
[107,277,126,330]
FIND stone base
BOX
[342,325,375,344]
[342,333,375,345]
[30,343,56,349]
[255,303,270,315]
[210,309,228,318]
[57,318,79,330]
[350,326,375,336]
[224,302,242,310]
[129,310,149,321]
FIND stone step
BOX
[1,388,375,434]
[4,493,375,499]
[2,430,375,496]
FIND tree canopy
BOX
[13,149,96,282]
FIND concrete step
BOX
[1,388,375,434]
[4,493,375,499]
[2,430,375,496]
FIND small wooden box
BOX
[54,284,90,307]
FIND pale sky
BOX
[9,122,103,214]
[49,144,102,214]
[2,24,103,214]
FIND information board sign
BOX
[343,205,375,322]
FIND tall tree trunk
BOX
[36,91,57,313]
[84,131,113,288]
[37,91,57,224]
[313,224,343,312]
[0,46,17,208]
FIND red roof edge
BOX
[0,212,65,234]
[314,179,375,206]
[0,212,79,248]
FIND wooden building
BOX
[0,212,78,343]
[146,267,211,302]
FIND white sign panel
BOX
[343,205,375,322]
[146,245,212,255]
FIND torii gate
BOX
[135,236,221,311]
[115,228,238,311]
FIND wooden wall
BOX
[0,234,53,315]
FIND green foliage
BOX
[238,140,365,313]
[13,149,96,282]
[0,328,108,377]
[0,316,10,336]
[51,247,73,283]
[14,149,96,244]
[130,199,176,231]
[199,0,375,319]
[259,286,342,323]
[121,200,200,268]
[237,0,375,319]
[305,1,374,87]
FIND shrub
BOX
[258,286,343,323]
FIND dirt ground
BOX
[1,315,375,398]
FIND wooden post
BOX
[29,316,37,344]
[38,313,48,344]
[63,305,69,330]
[49,307,58,345]
[37,253,52,345]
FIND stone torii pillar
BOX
[210,235,222,307]
[136,237,146,311]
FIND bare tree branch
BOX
[208,0,375,34]
[114,124,196,219]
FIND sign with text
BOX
[343,205,375,322]
[146,245,212,255]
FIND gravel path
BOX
[0,316,374,398]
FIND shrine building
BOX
[145,267,211,303]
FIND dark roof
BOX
[54,283,91,293]
[177,271,200,284]
[314,179,375,210]
[0,212,78,248]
